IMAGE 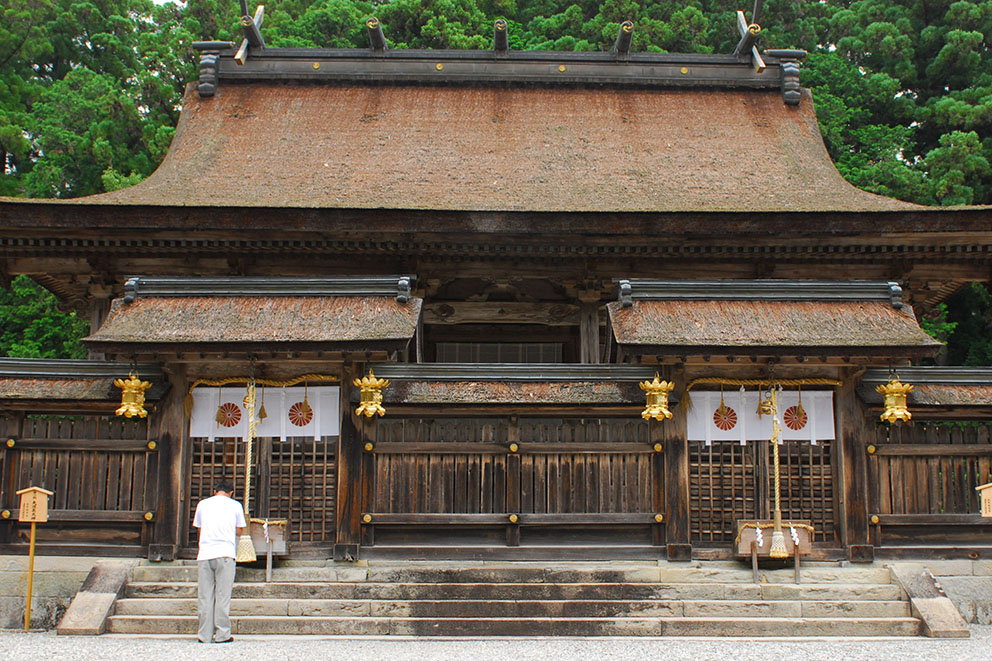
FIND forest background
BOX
[1,0,991,363]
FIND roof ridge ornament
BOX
[235,4,266,66]
[732,1,764,73]
[493,19,509,54]
[367,17,387,53]
[613,21,634,59]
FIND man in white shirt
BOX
[192,479,246,643]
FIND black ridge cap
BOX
[228,47,755,64]
[122,275,417,302]
[861,367,992,385]
[0,358,165,380]
[616,279,904,309]
[366,363,667,383]
[202,45,800,91]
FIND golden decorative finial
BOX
[354,370,390,418]
[114,371,152,418]
[639,373,675,421]
[877,376,913,423]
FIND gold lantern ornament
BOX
[876,375,914,423]
[114,371,152,418]
[639,373,675,421]
[354,370,390,418]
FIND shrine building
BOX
[0,10,991,570]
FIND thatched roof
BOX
[609,299,940,357]
[85,295,422,352]
[79,83,917,213]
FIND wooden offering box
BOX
[735,519,813,558]
[249,519,289,555]
[736,519,813,583]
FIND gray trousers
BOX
[197,557,235,642]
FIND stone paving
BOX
[1,626,990,661]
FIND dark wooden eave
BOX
[0,358,169,405]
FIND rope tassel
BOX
[768,387,789,559]
[236,381,258,563]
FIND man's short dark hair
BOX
[215,479,235,495]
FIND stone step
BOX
[125,580,905,602]
[128,564,893,586]
[114,596,912,619]
[105,614,922,637]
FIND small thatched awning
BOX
[86,295,422,353]
[608,280,940,358]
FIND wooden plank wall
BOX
[368,418,654,516]
[870,420,992,547]
[0,414,155,550]
[689,440,835,544]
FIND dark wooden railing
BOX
[362,417,664,547]
[869,421,992,549]
[0,415,158,553]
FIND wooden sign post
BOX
[978,483,992,518]
[16,486,53,630]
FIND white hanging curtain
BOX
[686,390,834,444]
[189,386,340,441]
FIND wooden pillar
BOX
[651,421,665,547]
[663,366,691,561]
[837,371,873,562]
[85,287,112,361]
[0,411,23,544]
[578,295,601,364]
[334,363,362,561]
[506,416,521,546]
[148,363,187,561]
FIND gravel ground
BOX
[1,626,991,661]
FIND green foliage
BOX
[0,276,88,358]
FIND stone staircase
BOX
[106,560,922,637]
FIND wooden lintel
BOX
[423,301,580,326]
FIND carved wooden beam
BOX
[423,302,581,326]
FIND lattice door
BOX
[187,436,336,547]
[690,440,836,545]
